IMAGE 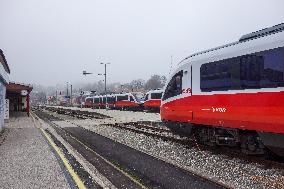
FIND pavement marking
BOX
[30,113,87,189]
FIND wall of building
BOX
[0,62,9,131]
[0,82,6,131]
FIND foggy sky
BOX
[1,0,284,86]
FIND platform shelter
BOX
[6,82,33,116]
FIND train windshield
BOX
[162,71,183,100]
[133,93,144,102]
[151,92,163,99]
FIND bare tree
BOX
[161,75,167,87]
[130,79,145,91]
[144,75,164,90]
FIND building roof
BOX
[0,49,10,73]
[6,82,33,93]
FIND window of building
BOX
[200,47,284,92]
[162,71,183,100]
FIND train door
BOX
[161,65,193,122]
[176,66,193,122]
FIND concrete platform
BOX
[0,112,70,189]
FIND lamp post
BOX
[70,84,73,106]
[82,70,93,109]
[98,62,110,109]
[66,82,69,96]
[82,62,110,109]
[55,90,58,105]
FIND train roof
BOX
[179,23,284,64]
[146,89,164,94]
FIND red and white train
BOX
[115,92,144,110]
[161,23,284,157]
[144,89,163,111]
[84,92,145,110]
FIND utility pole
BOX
[70,84,73,106]
[82,62,110,109]
[66,82,69,96]
[168,55,174,76]
[55,91,58,106]
[99,62,110,109]
[80,90,83,109]
[104,63,107,108]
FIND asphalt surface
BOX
[63,127,224,189]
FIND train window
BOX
[117,95,128,101]
[151,92,162,99]
[129,96,134,101]
[162,71,183,100]
[200,46,284,92]
[107,96,115,103]
[144,94,149,101]
[94,98,100,103]
[102,97,106,103]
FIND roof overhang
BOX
[6,82,33,94]
[0,49,10,74]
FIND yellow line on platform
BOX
[31,113,87,189]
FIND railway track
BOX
[39,106,191,144]
[34,109,228,189]
[44,106,111,119]
[102,122,193,145]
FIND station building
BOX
[0,49,33,132]
[6,82,33,117]
[0,49,10,131]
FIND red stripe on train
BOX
[144,100,161,108]
[160,91,284,134]
[115,101,139,107]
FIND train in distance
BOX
[84,89,163,112]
